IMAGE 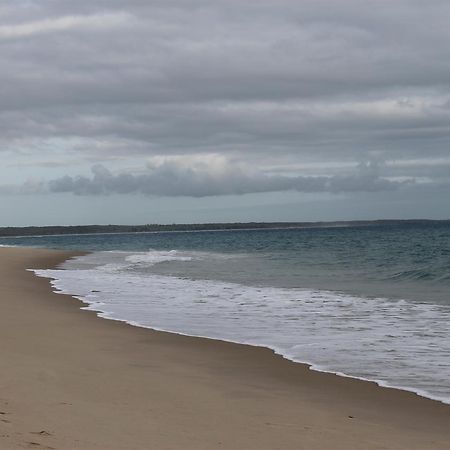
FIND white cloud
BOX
[0,12,131,39]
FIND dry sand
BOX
[0,246,449,450]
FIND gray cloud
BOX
[45,159,405,197]
[1,1,450,209]
[2,3,450,144]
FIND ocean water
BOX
[2,223,450,403]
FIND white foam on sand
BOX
[32,250,450,405]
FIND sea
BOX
[1,222,450,404]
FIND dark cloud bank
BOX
[1,0,450,204]
[48,161,403,197]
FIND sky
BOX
[1,0,450,226]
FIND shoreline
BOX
[44,273,450,407]
[37,249,450,407]
[1,246,450,449]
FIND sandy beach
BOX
[0,247,449,449]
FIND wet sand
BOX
[1,246,449,449]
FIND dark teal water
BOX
[3,222,450,305]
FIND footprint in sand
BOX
[0,413,11,425]
[27,431,55,449]
[27,442,55,449]
[30,431,52,437]
[0,403,11,424]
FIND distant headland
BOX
[0,219,449,238]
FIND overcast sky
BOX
[1,0,450,225]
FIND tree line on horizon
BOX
[0,219,447,237]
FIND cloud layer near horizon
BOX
[47,159,404,197]
[1,1,450,210]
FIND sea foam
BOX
[32,250,450,405]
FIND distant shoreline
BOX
[1,218,449,238]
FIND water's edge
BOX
[30,264,450,407]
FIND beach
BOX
[1,246,450,450]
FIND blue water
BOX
[3,222,450,403]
